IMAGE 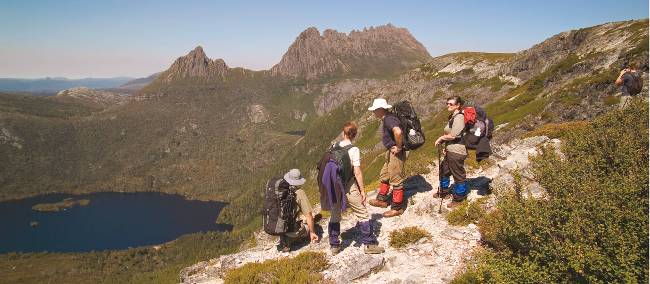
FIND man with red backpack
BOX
[434,96,469,208]
[367,98,408,217]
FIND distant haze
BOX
[0,0,647,78]
[0,77,135,94]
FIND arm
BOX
[305,212,318,242]
[354,166,366,204]
[390,126,403,154]
[615,69,628,86]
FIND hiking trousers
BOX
[440,151,467,183]
[329,181,369,223]
[379,150,407,188]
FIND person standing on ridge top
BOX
[323,121,385,255]
[367,98,408,217]
[434,96,469,208]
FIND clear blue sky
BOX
[1,0,647,78]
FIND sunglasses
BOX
[446,102,455,106]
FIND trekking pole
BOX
[437,143,443,214]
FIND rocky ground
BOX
[180,136,559,283]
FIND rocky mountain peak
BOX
[299,27,321,39]
[270,24,431,79]
[158,46,229,83]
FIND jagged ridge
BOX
[270,24,431,79]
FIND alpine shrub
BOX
[457,102,649,283]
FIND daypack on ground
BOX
[391,100,425,150]
[263,178,298,236]
[317,144,354,211]
[624,71,643,95]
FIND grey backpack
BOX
[263,178,298,236]
[625,71,643,96]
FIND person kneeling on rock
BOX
[263,169,319,252]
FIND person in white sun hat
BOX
[276,169,319,252]
[367,98,407,218]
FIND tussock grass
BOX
[389,226,432,248]
[223,251,329,284]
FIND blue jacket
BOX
[321,159,347,211]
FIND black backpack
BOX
[317,143,354,210]
[391,101,425,150]
[624,71,643,96]
[263,178,299,236]
[317,144,354,187]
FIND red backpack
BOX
[462,106,477,125]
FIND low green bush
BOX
[446,197,489,226]
[389,226,432,248]
[455,102,649,283]
[223,251,329,284]
[523,120,589,139]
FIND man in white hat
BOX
[278,169,319,252]
[367,98,407,217]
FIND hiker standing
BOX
[434,96,469,208]
[615,62,643,109]
[367,98,408,217]
[276,169,319,252]
[323,122,385,254]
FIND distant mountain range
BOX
[0,77,133,94]
[0,74,161,94]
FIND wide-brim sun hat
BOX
[368,98,392,111]
[284,168,306,186]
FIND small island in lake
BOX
[32,198,91,212]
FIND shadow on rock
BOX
[336,219,383,252]
[467,176,492,195]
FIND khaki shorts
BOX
[379,150,407,188]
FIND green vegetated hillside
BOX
[454,102,648,283]
[0,19,647,283]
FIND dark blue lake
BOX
[0,192,232,253]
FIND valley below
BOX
[0,18,647,283]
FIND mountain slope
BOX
[0,19,647,283]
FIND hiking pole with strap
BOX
[437,143,443,214]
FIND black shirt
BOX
[382,115,402,149]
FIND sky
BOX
[1,0,648,78]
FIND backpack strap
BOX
[447,112,465,144]
[341,144,354,151]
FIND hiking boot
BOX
[330,245,341,255]
[369,199,388,208]
[364,244,385,254]
[382,208,404,217]
[278,236,291,252]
